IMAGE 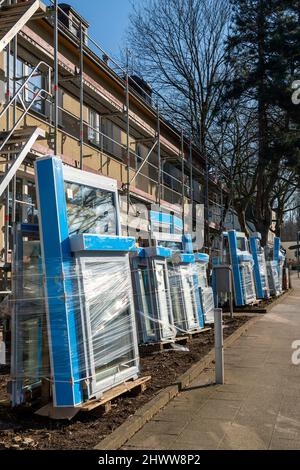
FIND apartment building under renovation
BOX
[0,0,229,294]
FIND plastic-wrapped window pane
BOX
[266,261,281,296]
[65,181,117,236]
[181,266,198,328]
[11,233,46,406]
[168,264,199,333]
[240,261,256,304]
[77,256,138,398]
[196,264,214,324]
[277,261,284,294]
[196,264,208,288]
[153,261,174,339]
[132,259,175,343]
[200,287,215,324]
[137,267,157,341]
[257,253,269,294]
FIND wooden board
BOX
[139,328,212,354]
[35,403,80,420]
[80,376,151,413]
[187,327,212,340]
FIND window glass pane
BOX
[159,240,183,251]
[5,53,46,114]
[26,181,38,224]
[155,262,173,337]
[64,181,117,235]
[80,259,135,385]
[136,144,143,168]
[237,238,246,251]
[25,64,45,114]
[138,267,156,338]
[14,234,44,391]
[88,109,100,145]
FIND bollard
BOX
[214,308,224,384]
[0,340,5,365]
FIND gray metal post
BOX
[214,308,224,384]
[297,230,300,279]
[229,291,234,319]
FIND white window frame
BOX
[62,165,139,398]
[76,253,139,399]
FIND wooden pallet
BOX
[139,335,191,354]
[186,327,212,341]
[80,376,151,414]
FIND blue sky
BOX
[65,0,140,60]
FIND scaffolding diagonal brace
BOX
[0,127,45,200]
[129,139,158,186]
[0,0,46,53]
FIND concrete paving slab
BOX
[195,398,241,421]
[137,419,188,436]
[269,437,300,450]
[124,431,178,449]
[122,277,300,450]
[218,423,269,450]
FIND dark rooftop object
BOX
[58,3,89,35]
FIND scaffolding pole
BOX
[11,0,17,226]
[4,23,11,288]
[79,20,84,169]
[125,73,130,236]
[53,0,58,155]
[157,103,161,207]
[1,0,227,249]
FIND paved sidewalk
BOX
[124,275,300,450]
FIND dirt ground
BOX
[0,316,250,450]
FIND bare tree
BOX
[127,0,230,151]
[206,96,259,235]
[271,170,299,237]
[126,0,297,244]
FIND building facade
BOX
[0,0,229,290]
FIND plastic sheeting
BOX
[277,260,284,294]
[200,287,215,324]
[10,236,45,405]
[168,263,200,334]
[195,264,215,324]
[257,252,269,296]
[131,259,176,344]
[132,258,209,341]
[6,232,215,406]
[239,261,257,304]
[7,245,139,406]
[266,261,281,296]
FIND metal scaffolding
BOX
[0,0,230,294]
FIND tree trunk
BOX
[254,1,270,247]
[255,205,272,247]
[236,206,249,237]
